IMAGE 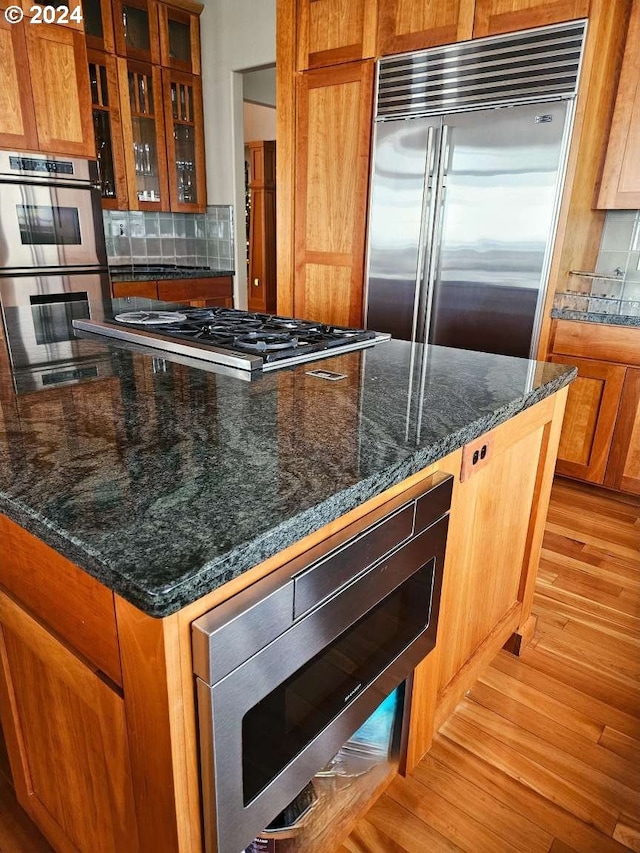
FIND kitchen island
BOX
[0,321,575,853]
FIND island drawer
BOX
[0,515,122,686]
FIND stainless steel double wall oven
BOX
[0,152,112,388]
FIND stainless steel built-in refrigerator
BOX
[365,21,587,359]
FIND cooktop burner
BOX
[73,306,390,373]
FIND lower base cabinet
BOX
[549,320,640,495]
[112,275,234,307]
[0,590,139,853]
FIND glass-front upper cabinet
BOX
[88,50,127,207]
[83,0,115,52]
[113,0,160,64]
[120,59,168,209]
[159,2,201,75]
[162,69,205,212]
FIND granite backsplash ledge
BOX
[103,206,234,271]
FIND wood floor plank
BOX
[599,726,640,766]
[343,819,410,853]
[613,811,640,853]
[364,795,464,853]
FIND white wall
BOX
[244,103,276,142]
[243,67,277,107]
[200,0,276,308]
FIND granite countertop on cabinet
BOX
[0,313,575,617]
[109,266,235,283]
[551,307,640,327]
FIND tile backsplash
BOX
[103,206,234,271]
[593,210,640,303]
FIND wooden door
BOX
[297,0,377,70]
[84,0,116,52]
[598,0,640,208]
[118,58,169,210]
[472,0,590,38]
[25,24,95,157]
[605,367,640,494]
[162,68,206,212]
[377,0,474,56]
[550,355,626,484]
[0,19,38,151]
[0,591,139,853]
[247,141,277,313]
[294,61,374,326]
[88,49,129,209]
[159,1,201,74]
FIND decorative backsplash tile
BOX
[594,210,640,304]
[103,206,235,272]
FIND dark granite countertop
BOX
[550,307,640,327]
[0,321,575,617]
[109,265,235,283]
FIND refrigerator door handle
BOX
[411,124,438,345]
[419,123,450,348]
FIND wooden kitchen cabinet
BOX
[0,590,139,853]
[247,141,277,313]
[605,367,640,494]
[549,354,625,484]
[88,50,129,208]
[471,0,589,37]
[296,0,377,70]
[0,20,94,157]
[112,275,234,305]
[162,68,206,212]
[159,0,202,75]
[597,0,640,208]
[293,61,374,327]
[113,0,160,63]
[84,0,116,52]
[377,0,474,56]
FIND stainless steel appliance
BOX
[192,472,453,853]
[0,153,111,385]
[73,306,391,372]
[365,20,587,359]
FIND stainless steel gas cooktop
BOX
[73,307,390,372]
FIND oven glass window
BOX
[30,293,90,345]
[241,559,435,805]
[17,205,82,245]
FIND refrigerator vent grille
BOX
[376,20,586,118]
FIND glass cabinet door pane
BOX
[174,124,196,203]
[168,19,191,63]
[122,4,150,51]
[131,117,161,202]
[93,111,116,198]
[84,0,104,38]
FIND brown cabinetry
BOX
[0,19,94,157]
[597,0,640,208]
[471,0,589,37]
[296,0,377,70]
[378,0,474,56]
[159,0,201,74]
[247,141,277,313]
[549,320,640,494]
[162,69,205,212]
[293,61,374,326]
[112,275,234,305]
[113,0,160,63]
[89,49,129,207]
[84,0,116,51]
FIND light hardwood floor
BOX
[1,478,638,853]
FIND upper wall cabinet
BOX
[471,0,589,38]
[0,20,94,157]
[84,0,116,52]
[89,49,128,207]
[113,0,160,63]
[159,0,202,75]
[162,69,205,211]
[296,0,378,70]
[597,0,640,208]
[377,0,474,55]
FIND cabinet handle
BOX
[253,278,260,287]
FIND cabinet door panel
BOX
[0,591,139,853]
[605,367,640,494]
[113,0,160,64]
[550,355,626,483]
[162,68,206,212]
[25,25,95,157]
[472,0,589,38]
[598,0,640,208]
[294,62,374,326]
[159,2,201,74]
[297,0,377,70]
[0,19,38,151]
[88,49,129,209]
[378,0,474,56]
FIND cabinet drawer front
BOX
[0,515,121,685]
[157,276,233,302]
[551,320,640,366]
[112,279,159,299]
